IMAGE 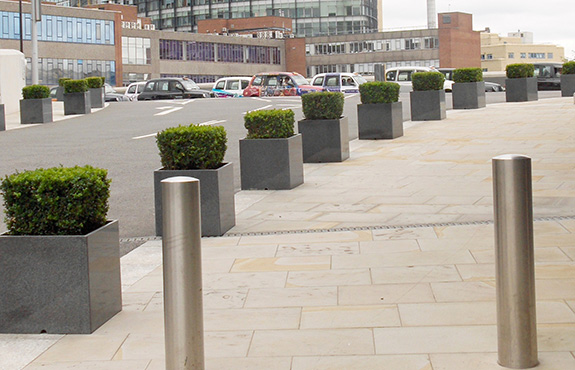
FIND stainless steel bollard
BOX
[492,155,538,369]
[161,177,205,370]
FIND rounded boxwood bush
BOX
[244,109,295,139]
[156,124,227,170]
[412,72,445,91]
[63,79,88,94]
[0,166,111,236]
[359,81,400,104]
[453,68,483,83]
[302,92,344,120]
[58,78,71,87]
[506,63,534,78]
[85,77,104,89]
[562,61,575,75]
[22,85,50,99]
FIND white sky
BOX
[382,0,575,60]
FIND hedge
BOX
[244,109,295,139]
[63,79,88,93]
[0,166,111,235]
[22,85,50,100]
[85,77,104,89]
[412,72,445,91]
[301,92,344,120]
[453,68,483,83]
[156,124,227,170]
[58,78,71,87]
[562,61,575,75]
[359,81,400,104]
[506,63,535,78]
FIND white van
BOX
[124,81,147,101]
[385,67,453,92]
[212,77,251,98]
[310,72,368,94]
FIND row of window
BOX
[160,74,218,83]
[159,39,281,64]
[0,11,114,45]
[308,37,439,56]
[482,52,554,60]
[307,59,439,76]
[25,57,116,86]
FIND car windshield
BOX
[353,75,368,84]
[290,75,309,86]
[104,84,116,94]
[182,80,199,90]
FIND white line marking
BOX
[156,106,174,110]
[253,97,272,102]
[277,104,300,106]
[243,104,273,114]
[198,120,226,126]
[154,107,183,116]
[344,93,358,99]
[281,105,301,110]
[132,133,157,140]
[179,99,196,105]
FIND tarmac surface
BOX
[1,96,575,369]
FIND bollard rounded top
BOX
[161,176,199,184]
[492,154,531,161]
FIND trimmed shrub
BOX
[85,77,104,89]
[506,63,535,78]
[412,72,445,91]
[156,124,227,170]
[562,61,575,75]
[100,76,106,85]
[359,81,400,104]
[244,109,295,139]
[0,166,110,235]
[22,85,50,100]
[453,68,483,83]
[58,78,71,87]
[63,79,88,94]
[302,92,344,120]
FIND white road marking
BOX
[132,132,157,140]
[156,106,174,110]
[345,93,358,99]
[198,120,226,126]
[253,97,271,102]
[242,105,273,114]
[281,105,301,110]
[154,107,183,116]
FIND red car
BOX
[243,72,322,97]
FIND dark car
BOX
[137,78,214,100]
[104,83,128,102]
[533,63,562,90]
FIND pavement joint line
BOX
[119,214,575,242]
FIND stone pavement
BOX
[1,97,575,369]
[2,101,105,130]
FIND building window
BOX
[528,52,545,59]
[487,54,493,60]
[508,52,514,59]
[122,36,151,64]
[25,57,115,85]
[520,53,526,58]
[548,53,553,59]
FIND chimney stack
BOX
[427,0,437,29]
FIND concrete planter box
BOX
[452,82,486,109]
[0,104,5,131]
[561,74,575,97]
[240,134,304,190]
[64,91,91,115]
[55,86,65,101]
[20,98,53,124]
[298,116,349,163]
[89,87,105,108]
[410,90,446,121]
[154,162,235,237]
[0,220,122,334]
[505,77,538,102]
[357,102,403,139]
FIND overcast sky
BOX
[382,0,575,60]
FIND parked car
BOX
[310,72,368,93]
[243,72,322,97]
[437,68,504,92]
[137,77,214,100]
[386,66,454,92]
[124,81,147,101]
[533,63,562,90]
[104,83,128,102]
[212,77,251,98]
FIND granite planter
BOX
[561,74,575,97]
[0,104,5,131]
[89,87,105,108]
[410,90,446,121]
[64,91,91,115]
[357,102,403,139]
[20,98,53,124]
[505,77,538,102]
[55,86,65,101]
[240,134,304,190]
[298,116,349,163]
[452,82,486,109]
[0,220,122,334]
[154,162,235,237]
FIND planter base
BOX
[0,104,5,131]
[505,78,538,102]
[64,91,91,115]
[452,82,486,109]
[561,75,575,97]
[357,102,403,139]
[20,98,53,124]
[89,87,105,108]
[410,90,446,121]
[298,116,349,163]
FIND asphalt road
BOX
[0,90,562,240]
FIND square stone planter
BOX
[505,77,538,102]
[357,102,403,139]
[410,90,446,121]
[0,220,122,334]
[240,134,304,190]
[55,86,65,101]
[154,162,235,237]
[64,91,91,115]
[298,116,349,163]
[89,87,105,108]
[20,98,53,124]
[0,104,5,131]
[452,82,486,109]
[561,74,575,97]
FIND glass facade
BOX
[122,36,152,64]
[307,59,440,77]
[25,58,116,86]
[307,36,439,56]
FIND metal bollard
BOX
[161,176,205,370]
[492,155,538,369]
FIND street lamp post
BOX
[31,0,41,84]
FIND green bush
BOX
[58,78,71,87]
[359,81,400,104]
[85,77,104,89]
[22,85,50,100]
[412,72,445,91]
[562,61,575,75]
[301,92,344,120]
[453,68,483,83]
[63,79,88,93]
[156,124,227,170]
[100,76,106,85]
[506,63,535,78]
[0,166,110,236]
[244,109,295,139]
